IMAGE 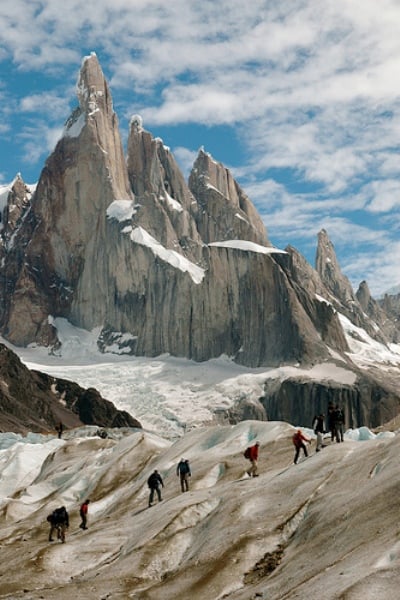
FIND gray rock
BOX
[0,343,141,433]
[260,370,400,430]
[188,148,269,245]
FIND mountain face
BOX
[0,343,141,433]
[0,53,343,368]
[0,53,400,428]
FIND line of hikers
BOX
[47,499,90,543]
[147,458,192,507]
[244,404,346,472]
[47,408,345,540]
[46,458,192,541]
[291,404,345,464]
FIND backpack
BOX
[52,507,67,524]
[244,447,251,459]
[178,461,190,474]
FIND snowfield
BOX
[0,421,398,599]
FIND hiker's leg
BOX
[49,524,55,541]
[149,488,155,505]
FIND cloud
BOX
[19,91,72,120]
[172,146,198,179]
[362,180,400,213]
[343,239,400,295]
[17,122,63,166]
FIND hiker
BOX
[48,506,69,543]
[147,469,164,507]
[327,402,336,442]
[79,499,90,530]
[334,405,345,443]
[176,458,191,492]
[312,414,326,452]
[56,422,64,439]
[292,429,311,464]
[245,441,260,477]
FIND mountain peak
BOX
[77,51,113,115]
[316,229,355,304]
[188,148,269,246]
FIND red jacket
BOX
[80,502,89,516]
[292,430,310,448]
[248,444,259,461]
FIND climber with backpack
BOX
[147,469,164,507]
[47,506,69,543]
[176,458,191,492]
[244,441,260,477]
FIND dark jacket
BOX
[312,415,325,433]
[327,403,335,429]
[147,471,164,489]
[51,507,69,527]
[176,460,191,476]
[334,408,344,425]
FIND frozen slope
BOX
[0,421,398,599]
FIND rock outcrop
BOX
[315,229,389,344]
[316,229,355,305]
[259,371,400,429]
[0,343,141,433]
[188,148,269,246]
[1,53,135,346]
[127,115,202,260]
[276,244,349,353]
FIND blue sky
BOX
[1,0,400,296]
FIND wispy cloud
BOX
[17,122,63,165]
[19,91,72,119]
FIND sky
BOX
[1,1,400,295]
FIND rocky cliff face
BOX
[0,343,141,433]
[315,229,391,344]
[0,53,342,368]
[127,115,203,260]
[379,292,400,341]
[260,370,400,430]
[188,149,269,246]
